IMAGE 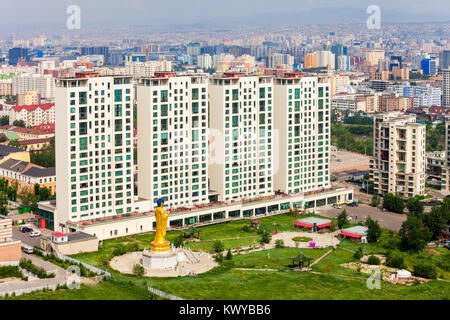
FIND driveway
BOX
[315,204,407,231]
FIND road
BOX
[315,203,407,231]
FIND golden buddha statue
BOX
[150,198,171,252]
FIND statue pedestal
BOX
[141,248,185,270]
[150,240,171,252]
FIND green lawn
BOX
[1,279,158,300]
[232,247,329,270]
[146,268,450,300]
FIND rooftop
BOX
[295,217,332,225]
[342,225,368,236]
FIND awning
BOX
[294,222,313,228]
[340,231,362,238]
[317,222,331,228]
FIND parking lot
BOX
[12,226,42,247]
[315,203,407,231]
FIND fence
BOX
[54,252,111,281]
[147,286,184,300]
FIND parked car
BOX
[20,226,33,233]
[347,216,353,221]
[29,231,41,237]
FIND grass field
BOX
[146,267,450,300]
[232,247,329,270]
[5,213,449,300]
[1,280,158,300]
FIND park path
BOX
[308,248,334,268]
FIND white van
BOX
[30,230,41,237]
[22,245,34,254]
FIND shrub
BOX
[384,251,405,269]
[413,261,437,279]
[214,253,223,263]
[353,247,363,260]
[19,258,55,279]
[367,255,381,265]
[0,265,23,279]
[213,240,225,253]
[242,225,252,232]
[173,234,184,248]
[132,264,145,277]
[226,249,233,260]
[261,230,272,244]
[275,239,284,248]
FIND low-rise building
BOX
[339,225,368,243]
[17,137,52,152]
[40,232,99,255]
[293,217,332,232]
[9,103,55,127]
[0,144,30,163]
[0,158,56,194]
[0,215,21,265]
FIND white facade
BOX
[273,75,331,194]
[443,69,450,107]
[12,73,55,99]
[370,112,426,198]
[314,51,335,70]
[197,54,212,70]
[55,74,135,229]
[137,74,209,208]
[209,74,274,202]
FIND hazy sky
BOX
[1,0,450,28]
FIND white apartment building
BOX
[442,121,450,191]
[12,73,56,99]
[314,51,335,70]
[197,54,212,70]
[55,73,136,229]
[9,103,55,127]
[392,83,441,107]
[137,73,209,208]
[443,69,450,107]
[209,73,274,202]
[370,112,426,198]
[273,74,331,195]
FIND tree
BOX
[367,255,380,265]
[413,261,437,279]
[384,251,405,268]
[0,116,9,126]
[275,239,284,248]
[353,247,363,260]
[226,249,232,260]
[18,186,35,207]
[399,215,432,252]
[337,209,348,229]
[366,216,381,243]
[422,201,450,240]
[173,234,184,248]
[8,140,22,148]
[261,230,272,244]
[12,120,26,128]
[132,264,145,277]
[382,193,404,214]
[213,240,224,253]
[406,197,424,216]
[371,194,380,207]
